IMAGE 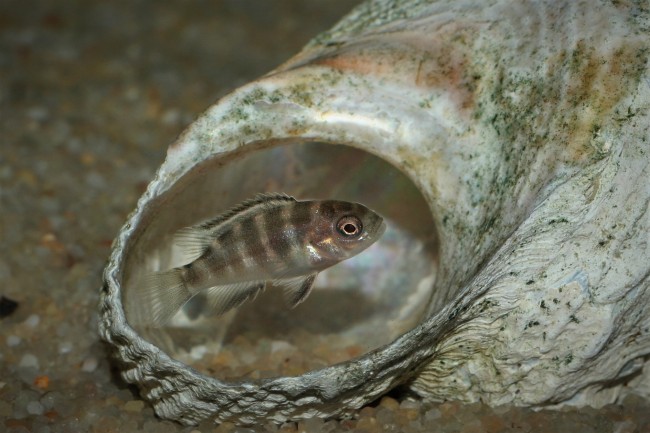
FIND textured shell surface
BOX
[99,0,650,426]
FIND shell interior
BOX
[122,141,438,375]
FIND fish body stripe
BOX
[263,206,294,263]
[239,216,266,269]
[226,221,248,275]
[283,205,308,269]
[253,212,276,267]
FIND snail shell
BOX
[99,0,650,425]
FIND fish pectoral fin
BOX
[278,274,317,308]
[204,281,266,315]
[173,227,212,264]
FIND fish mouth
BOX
[368,217,387,242]
[377,219,387,238]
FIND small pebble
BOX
[189,344,208,360]
[33,375,50,390]
[424,407,442,421]
[124,400,145,412]
[375,407,395,425]
[492,404,510,415]
[45,302,59,315]
[271,340,295,353]
[81,357,98,372]
[26,106,49,121]
[19,354,39,369]
[7,335,21,346]
[25,314,40,328]
[358,405,375,418]
[379,396,400,411]
[399,398,420,410]
[440,401,460,418]
[58,341,73,354]
[40,391,63,410]
[27,401,45,415]
[85,172,106,189]
[389,400,416,424]
[215,421,236,432]
[356,415,377,431]
[299,417,324,432]
[162,109,181,125]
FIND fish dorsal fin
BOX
[196,193,296,231]
[174,193,296,264]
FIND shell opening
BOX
[122,141,438,378]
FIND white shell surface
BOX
[99,0,650,425]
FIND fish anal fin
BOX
[279,274,317,308]
[205,281,266,315]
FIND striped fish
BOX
[138,193,385,326]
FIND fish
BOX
[137,192,386,326]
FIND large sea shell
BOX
[99,0,650,425]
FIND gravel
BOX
[1,1,649,432]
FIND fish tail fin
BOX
[136,269,192,327]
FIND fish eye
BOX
[336,216,362,238]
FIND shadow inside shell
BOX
[122,141,438,379]
[195,285,379,336]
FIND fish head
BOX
[309,200,386,264]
